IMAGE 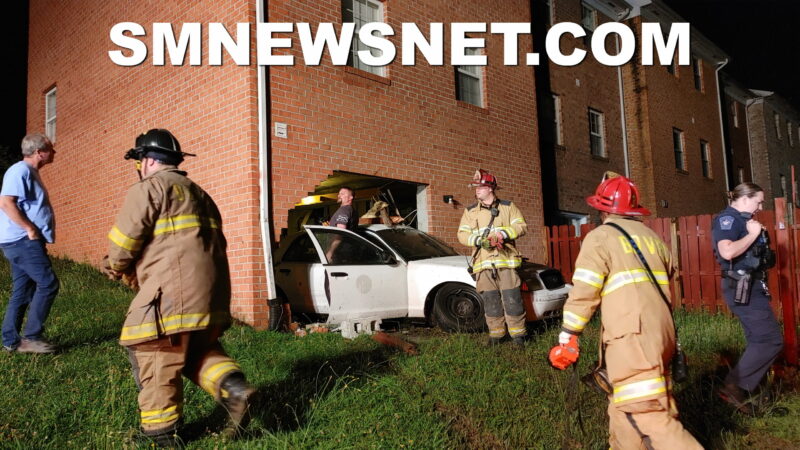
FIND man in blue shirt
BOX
[0,133,59,353]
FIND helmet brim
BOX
[586,195,651,216]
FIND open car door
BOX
[304,226,408,323]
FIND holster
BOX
[726,270,752,305]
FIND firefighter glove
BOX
[548,334,579,370]
[477,237,493,250]
[488,232,505,249]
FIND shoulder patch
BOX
[499,200,511,206]
[466,202,478,211]
[718,215,735,231]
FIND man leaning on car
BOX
[457,169,528,347]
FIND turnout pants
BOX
[605,333,701,450]
[476,268,526,339]
[722,279,783,392]
[126,327,242,434]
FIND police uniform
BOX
[107,167,251,439]
[458,199,527,341]
[561,217,701,449]
[711,206,783,393]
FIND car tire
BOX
[432,283,487,332]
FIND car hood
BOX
[407,255,475,285]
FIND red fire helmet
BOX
[469,169,499,189]
[586,172,651,216]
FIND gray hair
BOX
[21,134,52,157]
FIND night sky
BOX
[0,1,797,152]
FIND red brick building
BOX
[619,1,730,217]
[26,0,544,328]
[746,90,800,204]
[721,74,756,187]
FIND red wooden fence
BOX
[545,199,798,365]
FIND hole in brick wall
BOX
[282,171,426,240]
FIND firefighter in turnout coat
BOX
[548,173,701,449]
[458,169,528,346]
[103,129,254,446]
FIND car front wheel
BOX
[432,283,487,332]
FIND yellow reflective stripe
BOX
[120,313,212,342]
[489,328,506,337]
[613,376,667,403]
[140,405,180,424]
[508,327,526,336]
[200,361,240,394]
[108,226,143,252]
[459,225,473,232]
[573,268,605,288]
[495,226,518,240]
[602,269,669,296]
[563,311,590,331]
[472,259,522,271]
[154,214,219,236]
[511,217,525,225]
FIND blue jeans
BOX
[1,238,60,348]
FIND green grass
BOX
[0,258,798,449]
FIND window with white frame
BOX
[455,47,484,107]
[581,3,597,45]
[732,101,739,128]
[45,87,56,142]
[789,121,794,147]
[673,128,685,171]
[588,108,605,157]
[692,56,703,91]
[553,94,563,146]
[342,0,385,76]
[700,140,711,178]
[774,112,782,139]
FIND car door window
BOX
[282,234,321,263]
[311,229,385,265]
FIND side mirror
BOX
[383,252,398,265]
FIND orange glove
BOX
[488,232,505,249]
[548,334,580,370]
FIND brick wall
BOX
[748,98,800,203]
[546,0,627,220]
[724,95,753,185]
[622,16,728,218]
[27,0,544,328]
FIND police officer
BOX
[548,172,701,449]
[457,169,528,346]
[712,182,783,412]
[103,129,255,446]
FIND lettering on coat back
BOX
[617,235,667,255]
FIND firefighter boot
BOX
[137,423,182,449]
[219,372,256,437]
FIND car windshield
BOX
[371,228,459,261]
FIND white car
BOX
[274,225,572,332]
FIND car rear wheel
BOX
[432,283,486,332]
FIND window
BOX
[738,167,745,184]
[789,122,794,147]
[673,128,685,171]
[557,211,589,237]
[343,0,385,76]
[781,174,787,198]
[45,87,56,142]
[588,109,605,157]
[455,47,484,107]
[311,229,387,265]
[700,140,711,178]
[581,3,597,45]
[553,94,563,146]
[283,234,322,263]
[731,102,739,128]
[692,56,703,91]
[774,113,782,139]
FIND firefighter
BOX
[457,169,528,346]
[548,172,701,449]
[712,182,783,412]
[103,129,255,446]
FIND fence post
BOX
[774,197,798,366]
[670,218,683,309]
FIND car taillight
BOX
[520,281,529,292]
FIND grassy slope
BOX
[0,258,797,449]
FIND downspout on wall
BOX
[256,0,281,330]
[714,58,730,190]
[615,6,633,177]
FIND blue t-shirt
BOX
[711,206,749,270]
[0,161,55,243]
